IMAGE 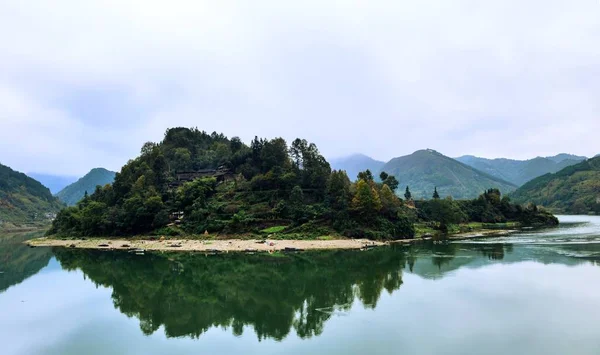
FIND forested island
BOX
[47,127,558,242]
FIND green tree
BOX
[380,184,401,215]
[357,170,374,182]
[404,186,412,200]
[432,187,440,199]
[289,185,305,222]
[352,180,382,218]
[381,174,399,192]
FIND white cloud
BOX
[0,0,599,175]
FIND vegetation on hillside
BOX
[456,154,586,186]
[47,128,557,240]
[56,168,116,206]
[0,163,64,225]
[511,156,600,214]
[380,149,517,199]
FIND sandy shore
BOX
[26,229,517,252]
[26,237,385,252]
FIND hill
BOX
[381,149,517,199]
[56,168,116,206]
[329,154,385,181]
[510,156,600,214]
[456,154,586,186]
[48,128,556,240]
[0,163,64,226]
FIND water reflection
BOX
[54,248,407,340]
[51,226,600,342]
[0,231,51,293]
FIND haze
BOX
[1,0,598,176]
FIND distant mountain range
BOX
[56,168,116,206]
[26,173,78,194]
[0,163,63,225]
[456,154,587,186]
[329,154,385,181]
[511,156,600,214]
[379,149,517,199]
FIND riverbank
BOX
[26,237,385,252]
[26,228,519,252]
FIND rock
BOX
[69,244,76,248]
[98,244,109,247]
[121,244,131,248]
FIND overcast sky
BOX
[1,0,599,176]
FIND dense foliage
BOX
[511,156,600,214]
[47,128,558,239]
[0,163,64,224]
[417,189,558,231]
[380,149,517,199]
[456,154,586,186]
[48,128,415,240]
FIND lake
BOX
[1,215,600,355]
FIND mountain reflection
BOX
[0,231,51,293]
[54,247,407,340]
[52,239,599,341]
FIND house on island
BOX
[168,166,235,188]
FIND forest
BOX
[48,127,558,240]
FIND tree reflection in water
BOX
[54,247,408,340]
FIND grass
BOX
[260,226,288,234]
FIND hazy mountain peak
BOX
[56,168,117,206]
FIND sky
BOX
[0,0,599,176]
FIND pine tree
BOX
[404,186,412,200]
[352,180,381,218]
[433,187,440,199]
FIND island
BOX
[32,127,558,251]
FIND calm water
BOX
[2,216,600,355]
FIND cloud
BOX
[0,0,598,175]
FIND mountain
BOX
[456,154,586,186]
[510,156,600,214]
[0,163,64,225]
[56,168,116,206]
[27,173,78,194]
[381,149,517,199]
[329,154,385,181]
[546,153,587,164]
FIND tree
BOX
[421,199,466,232]
[382,175,399,192]
[326,170,352,211]
[289,185,305,222]
[379,172,389,181]
[432,187,440,199]
[357,169,374,182]
[352,180,381,219]
[380,184,401,214]
[404,186,412,200]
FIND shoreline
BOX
[26,228,518,252]
[26,237,385,252]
